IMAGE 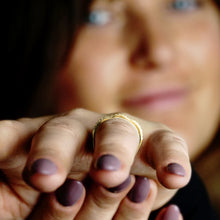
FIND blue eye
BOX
[86,10,112,26]
[170,0,201,11]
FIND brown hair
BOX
[5,0,91,118]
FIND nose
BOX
[127,15,175,70]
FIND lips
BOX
[123,88,188,111]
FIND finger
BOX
[114,177,157,220]
[28,179,85,220]
[155,205,183,220]
[91,115,140,187]
[75,176,135,220]
[142,129,191,189]
[24,109,100,192]
[0,116,51,206]
[0,116,50,165]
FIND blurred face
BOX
[55,0,220,158]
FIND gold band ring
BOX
[92,113,143,150]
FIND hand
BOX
[28,177,183,220]
[0,109,190,219]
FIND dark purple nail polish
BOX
[167,163,185,177]
[127,176,150,203]
[162,205,180,220]
[96,154,121,171]
[108,176,131,193]
[55,179,84,206]
[31,159,57,175]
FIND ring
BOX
[92,113,143,150]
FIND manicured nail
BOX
[31,159,57,175]
[162,205,180,220]
[127,176,150,203]
[96,154,121,171]
[108,176,131,193]
[55,179,84,206]
[167,163,186,177]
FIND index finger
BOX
[90,114,141,187]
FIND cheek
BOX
[179,16,220,92]
[65,46,126,112]
[193,27,220,97]
[70,57,113,96]
[189,29,220,153]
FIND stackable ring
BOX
[92,113,143,150]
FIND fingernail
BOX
[167,163,185,177]
[55,179,84,206]
[96,154,121,171]
[162,205,180,220]
[31,159,57,175]
[107,176,131,193]
[127,176,150,203]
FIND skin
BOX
[0,111,187,219]
[55,0,220,159]
[0,0,219,219]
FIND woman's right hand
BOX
[0,108,190,219]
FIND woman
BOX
[2,0,220,219]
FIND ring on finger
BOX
[92,113,143,150]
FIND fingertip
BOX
[127,176,150,203]
[160,205,182,220]
[145,129,191,189]
[23,158,66,192]
[29,180,85,220]
[113,178,157,219]
[156,163,191,189]
[90,156,129,188]
[166,163,186,177]
[55,179,85,207]
[31,159,57,175]
[95,154,121,171]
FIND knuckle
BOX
[0,120,25,161]
[0,120,26,141]
[68,108,88,118]
[38,116,84,139]
[0,119,23,130]
[17,117,33,123]
[147,130,189,166]
[150,129,186,148]
[97,119,136,138]
[148,130,173,145]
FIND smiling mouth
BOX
[122,89,188,111]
